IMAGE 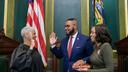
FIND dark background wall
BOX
[54,0,81,40]
[14,0,28,42]
[0,0,4,30]
[104,0,119,44]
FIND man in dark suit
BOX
[49,18,93,72]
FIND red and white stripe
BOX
[26,0,47,67]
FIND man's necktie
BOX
[68,36,73,58]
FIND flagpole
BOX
[93,0,95,25]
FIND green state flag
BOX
[93,0,104,25]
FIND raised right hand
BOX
[49,32,57,45]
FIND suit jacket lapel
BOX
[64,37,69,58]
[69,33,80,59]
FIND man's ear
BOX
[74,25,77,30]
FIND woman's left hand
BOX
[74,64,90,72]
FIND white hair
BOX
[21,26,34,38]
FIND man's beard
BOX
[66,28,75,36]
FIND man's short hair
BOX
[66,18,77,21]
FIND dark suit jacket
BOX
[10,44,45,72]
[50,33,93,72]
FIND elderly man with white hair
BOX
[10,26,45,72]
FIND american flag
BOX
[26,0,47,66]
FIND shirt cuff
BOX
[84,60,86,63]
[51,45,56,48]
